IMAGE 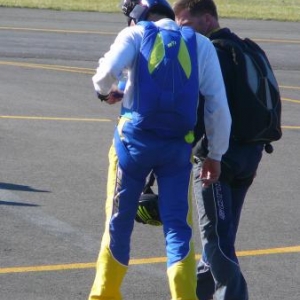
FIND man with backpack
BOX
[88,0,231,299]
[174,0,282,300]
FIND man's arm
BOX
[196,36,232,185]
[198,38,231,161]
[92,27,137,99]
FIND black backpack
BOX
[212,37,282,151]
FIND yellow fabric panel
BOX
[178,38,192,79]
[148,33,165,74]
[88,246,128,300]
[167,252,198,300]
[104,143,118,228]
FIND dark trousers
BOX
[193,140,264,300]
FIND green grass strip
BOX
[0,0,299,21]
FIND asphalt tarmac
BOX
[0,7,300,300]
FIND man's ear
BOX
[203,13,212,25]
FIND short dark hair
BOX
[173,0,218,19]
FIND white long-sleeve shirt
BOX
[92,18,231,161]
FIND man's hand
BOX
[97,87,124,105]
[200,157,221,187]
[105,88,124,105]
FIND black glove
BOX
[96,92,109,102]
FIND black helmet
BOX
[135,191,162,226]
[135,171,162,226]
[122,0,175,24]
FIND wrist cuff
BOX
[97,92,109,102]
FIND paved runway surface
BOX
[0,7,300,300]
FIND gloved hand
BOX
[96,87,124,105]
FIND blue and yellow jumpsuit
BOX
[89,18,231,300]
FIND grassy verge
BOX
[0,0,299,21]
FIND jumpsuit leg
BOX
[194,161,249,300]
[197,186,248,299]
[194,162,249,300]
[88,144,127,300]
[89,141,149,299]
[157,159,198,300]
[193,141,264,300]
